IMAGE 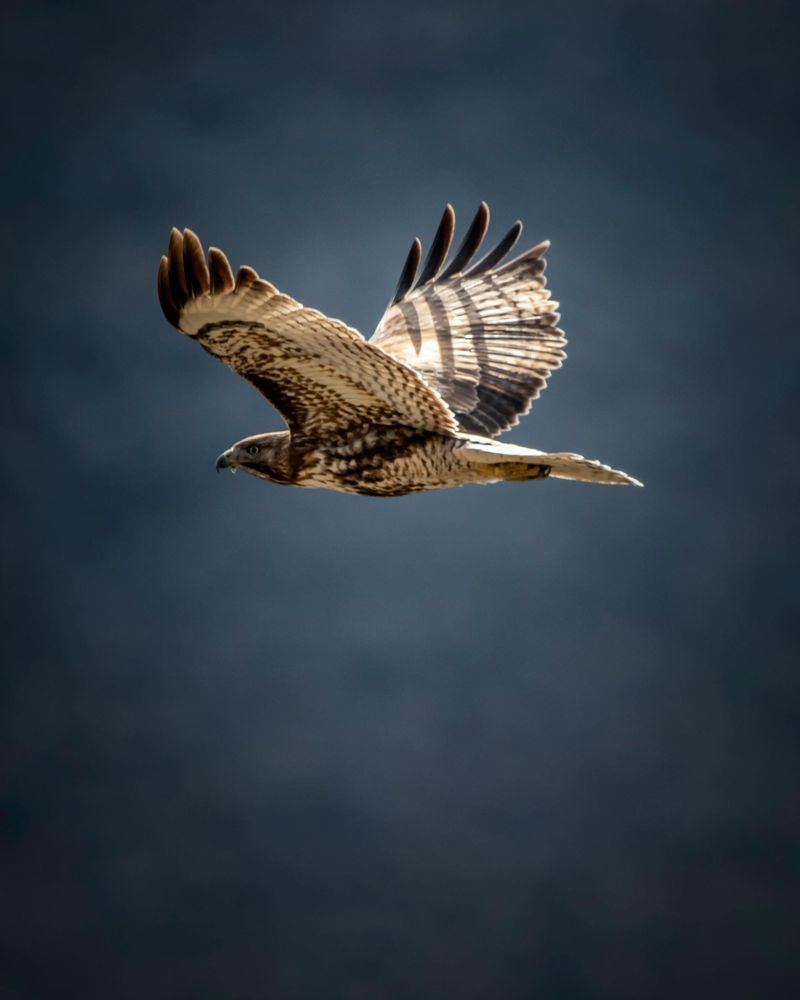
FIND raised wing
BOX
[370,203,567,437]
[158,229,459,436]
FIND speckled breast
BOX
[296,426,465,497]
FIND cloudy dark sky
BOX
[3,1,799,997]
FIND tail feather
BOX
[460,439,643,487]
[536,451,642,487]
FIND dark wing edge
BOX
[371,204,567,437]
[158,227,260,332]
[157,229,311,426]
[384,202,525,306]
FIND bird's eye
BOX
[248,445,259,456]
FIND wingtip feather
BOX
[157,254,181,327]
[235,264,260,291]
[465,219,523,276]
[159,229,236,328]
[208,246,235,294]
[166,227,189,303]
[414,204,456,290]
[182,228,210,296]
[440,202,491,280]
[391,237,422,305]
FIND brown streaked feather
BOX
[156,228,460,438]
[439,202,490,280]
[413,204,455,289]
[370,205,566,437]
[208,247,235,294]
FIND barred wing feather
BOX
[370,203,567,437]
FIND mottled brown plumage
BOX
[157,206,642,495]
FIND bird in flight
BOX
[158,204,641,496]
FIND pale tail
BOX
[461,440,643,487]
[533,451,642,486]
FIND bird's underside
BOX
[157,203,641,496]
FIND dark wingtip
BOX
[497,238,552,274]
[169,228,190,303]
[160,228,236,327]
[182,228,210,296]
[414,204,456,290]
[390,237,422,305]
[520,238,550,259]
[465,219,523,277]
[440,201,491,280]
[157,255,181,327]
[208,246,235,294]
[235,264,260,291]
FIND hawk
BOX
[157,204,642,496]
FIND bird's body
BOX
[226,426,469,497]
[157,204,641,494]
[262,427,472,497]
[225,427,626,496]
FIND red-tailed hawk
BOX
[157,204,641,496]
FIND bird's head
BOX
[216,431,293,484]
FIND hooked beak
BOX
[216,450,233,473]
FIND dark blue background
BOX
[3,1,798,997]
